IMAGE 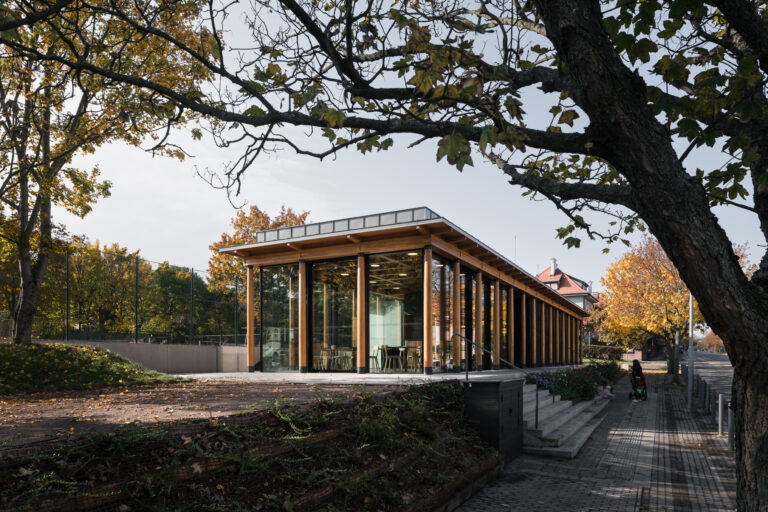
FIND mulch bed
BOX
[0,381,498,512]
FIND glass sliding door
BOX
[368,251,422,373]
[430,254,454,372]
[261,265,299,372]
[310,259,357,372]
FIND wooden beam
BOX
[347,234,362,243]
[423,247,434,374]
[286,243,302,251]
[475,270,483,368]
[452,260,462,370]
[429,235,585,318]
[298,261,308,372]
[245,234,430,267]
[356,254,367,373]
[246,266,255,371]
[416,225,431,235]
[493,279,501,368]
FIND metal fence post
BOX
[234,277,239,346]
[718,394,724,436]
[134,256,139,342]
[65,248,70,342]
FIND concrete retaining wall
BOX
[49,340,250,374]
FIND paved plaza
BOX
[458,372,736,512]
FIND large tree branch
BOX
[0,0,74,33]
[711,0,768,75]
[499,159,637,209]
[1,39,595,156]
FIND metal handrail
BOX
[450,333,542,429]
[450,333,520,381]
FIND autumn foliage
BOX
[600,236,702,342]
[207,205,309,296]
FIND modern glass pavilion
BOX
[220,207,588,374]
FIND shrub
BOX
[583,344,626,360]
[525,361,623,401]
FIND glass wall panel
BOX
[481,279,493,370]
[368,251,422,373]
[430,255,454,372]
[260,265,299,372]
[459,269,475,371]
[310,259,357,372]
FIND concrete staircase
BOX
[521,383,611,459]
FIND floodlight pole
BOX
[687,292,695,409]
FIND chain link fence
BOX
[8,247,250,346]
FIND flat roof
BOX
[220,206,588,317]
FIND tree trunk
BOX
[665,338,675,375]
[11,277,41,344]
[671,328,680,384]
[733,366,768,510]
[532,1,768,507]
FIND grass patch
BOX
[0,343,183,394]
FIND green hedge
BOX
[525,361,623,401]
[583,344,626,360]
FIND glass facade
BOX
[368,251,423,373]
[260,264,299,372]
[254,247,574,373]
[310,259,357,372]
[430,255,455,372]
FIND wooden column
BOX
[579,320,583,362]
[423,247,434,374]
[530,297,538,366]
[540,302,546,366]
[356,254,367,373]
[547,306,553,365]
[493,280,501,369]
[474,270,483,368]
[552,308,557,365]
[298,261,308,372]
[508,288,515,367]
[246,265,256,372]
[452,260,461,370]
[560,311,567,364]
[555,310,561,365]
[521,293,527,367]
[570,316,575,364]
[559,312,564,365]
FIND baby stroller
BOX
[629,373,647,401]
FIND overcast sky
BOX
[52,123,764,290]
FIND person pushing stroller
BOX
[629,360,647,401]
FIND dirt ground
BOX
[0,380,391,446]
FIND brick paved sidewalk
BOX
[457,373,736,512]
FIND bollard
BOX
[728,402,734,451]
[718,394,724,436]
